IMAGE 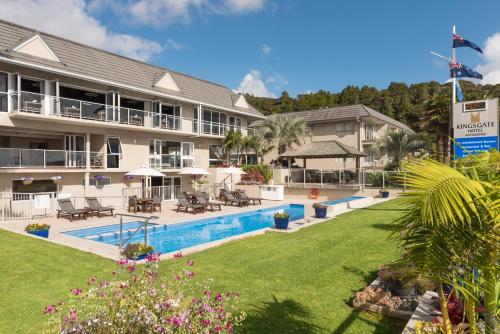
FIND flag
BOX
[452,33,483,54]
[449,62,483,80]
[455,80,463,102]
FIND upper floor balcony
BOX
[0,148,104,169]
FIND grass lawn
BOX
[0,199,407,333]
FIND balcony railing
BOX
[149,155,182,169]
[288,168,361,186]
[0,148,103,168]
[0,91,8,112]
[199,121,245,136]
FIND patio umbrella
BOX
[217,166,246,191]
[125,166,166,197]
[177,167,211,175]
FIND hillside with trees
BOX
[245,81,500,160]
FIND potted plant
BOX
[25,223,50,238]
[274,212,290,229]
[121,243,154,260]
[379,188,389,198]
[312,203,328,218]
[378,265,434,298]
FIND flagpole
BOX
[452,25,457,104]
[449,25,457,163]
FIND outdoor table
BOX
[136,198,153,213]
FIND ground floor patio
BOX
[0,198,407,334]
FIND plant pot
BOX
[28,229,49,238]
[388,280,418,298]
[381,191,389,198]
[274,217,289,230]
[314,207,327,218]
[128,252,152,261]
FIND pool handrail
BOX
[114,213,159,251]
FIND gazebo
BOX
[279,140,366,186]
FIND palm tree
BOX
[247,131,273,164]
[223,130,243,165]
[260,114,311,155]
[421,95,450,163]
[378,131,425,169]
[240,136,253,165]
[394,151,499,334]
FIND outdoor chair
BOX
[57,198,88,221]
[149,195,162,213]
[224,191,249,207]
[85,197,114,217]
[176,196,206,214]
[195,194,222,211]
[238,191,262,205]
[128,196,140,213]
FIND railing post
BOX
[382,172,385,189]
[119,216,123,251]
[29,193,33,220]
[43,150,46,168]
[144,219,148,247]
[303,169,305,187]
[19,148,22,167]
[320,169,323,187]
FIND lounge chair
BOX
[195,195,222,211]
[57,198,88,221]
[85,197,114,217]
[224,191,249,207]
[176,196,206,214]
[149,195,162,213]
[128,196,140,213]
[238,191,262,205]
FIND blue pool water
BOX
[63,204,304,254]
[321,196,365,206]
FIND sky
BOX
[1,0,500,98]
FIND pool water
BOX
[321,196,365,205]
[63,204,304,254]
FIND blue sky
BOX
[2,0,500,97]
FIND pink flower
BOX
[213,326,223,332]
[233,292,239,299]
[116,258,128,266]
[146,253,161,263]
[168,315,182,326]
[119,283,128,289]
[200,319,211,327]
[70,288,82,296]
[214,293,223,302]
[44,304,55,315]
[127,265,136,273]
[186,260,194,266]
[173,252,183,258]
[111,271,116,276]
[174,274,181,281]
[87,276,97,285]
[203,290,211,297]
[184,270,194,278]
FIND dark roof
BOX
[249,104,412,130]
[279,140,366,159]
[0,19,264,119]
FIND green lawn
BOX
[0,199,407,333]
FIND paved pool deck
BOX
[0,197,394,261]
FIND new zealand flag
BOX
[449,62,483,80]
[452,34,483,54]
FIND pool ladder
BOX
[114,213,159,251]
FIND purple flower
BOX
[214,293,223,302]
[116,258,128,266]
[200,319,211,327]
[186,260,194,266]
[70,288,82,296]
[127,265,136,273]
[44,304,55,315]
[146,253,161,263]
[184,270,194,279]
[168,315,182,326]
[173,252,183,258]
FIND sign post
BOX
[453,98,499,159]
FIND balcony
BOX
[198,121,247,136]
[0,148,103,169]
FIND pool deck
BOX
[0,197,394,261]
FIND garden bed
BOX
[353,277,420,320]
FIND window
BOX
[209,144,224,166]
[0,72,7,112]
[202,109,226,135]
[161,104,181,129]
[107,137,122,168]
[192,106,198,133]
[149,140,192,169]
[335,122,354,136]
[229,116,242,131]
[363,123,374,140]
[181,142,194,168]
[81,176,112,187]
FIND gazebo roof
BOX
[279,140,366,159]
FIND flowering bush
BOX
[121,242,154,260]
[274,212,290,219]
[24,223,50,232]
[239,170,265,185]
[44,254,245,333]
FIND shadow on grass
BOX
[331,309,406,334]
[356,207,409,212]
[240,295,322,333]
[371,223,398,231]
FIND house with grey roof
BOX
[250,104,414,171]
[0,19,264,196]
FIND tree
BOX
[245,132,273,164]
[421,94,449,163]
[394,152,499,334]
[377,131,425,169]
[223,130,243,165]
[260,115,311,155]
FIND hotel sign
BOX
[453,98,499,159]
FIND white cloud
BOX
[234,70,276,98]
[476,32,500,84]
[266,73,288,91]
[261,44,271,55]
[0,0,164,61]
[214,0,265,15]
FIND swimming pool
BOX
[63,204,304,254]
[321,196,365,205]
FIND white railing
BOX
[14,91,45,114]
[1,192,58,220]
[198,121,246,136]
[149,155,182,169]
[122,185,184,202]
[0,91,8,112]
[0,148,106,169]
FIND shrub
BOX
[239,170,265,185]
[312,203,327,209]
[355,286,403,311]
[24,223,50,232]
[241,165,272,184]
[121,243,154,260]
[378,264,435,293]
[44,254,245,333]
[274,212,290,219]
